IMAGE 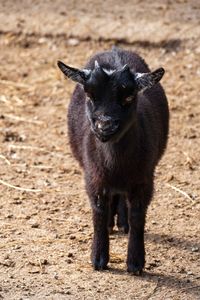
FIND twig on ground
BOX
[0,238,70,249]
[30,165,54,169]
[180,285,200,292]
[182,151,196,169]
[0,95,9,103]
[0,95,14,109]
[0,154,11,165]
[12,95,24,105]
[0,95,24,109]
[166,183,195,201]
[182,151,194,162]
[8,144,65,158]
[3,114,43,125]
[0,79,30,89]
[145,282,159,300]
[31,76,54,85]
[0,179,42,192]
[8,163,53,170]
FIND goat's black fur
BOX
[58,47,169,274]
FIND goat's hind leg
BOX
[116,195,129,234]
[108,195,118,234]
[108,195,129,234]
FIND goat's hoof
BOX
[93,260,108,271]
[127,264,143,275]
[92,255,109,271]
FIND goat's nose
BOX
[96,116,119,133]
[97,119,112,130]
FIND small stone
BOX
[13,245,21,250]
[67,38,79,46]
[66,258,72,264]
[31,222,40,228]
[6,214,13,219]
[166,174,174,182]
[195,46,200,53]
[40,259,48,265]
[187,271,193,275]
[66,291,71,295]
[12,200,22,205]
[38,37,47,44]
[191,247,199,252]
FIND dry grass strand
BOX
[0,154,11,165]
[166,183,195,202]
[0,179,42,192]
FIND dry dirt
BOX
[0,1,200,299]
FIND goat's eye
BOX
[125,96,132,102]
[122,96,133,105]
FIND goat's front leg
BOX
[88,189,109,270]
[127,183,153,275]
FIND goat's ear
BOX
[134,68,165,92]
[57,61,91,84]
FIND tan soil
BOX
[0,1,200,299]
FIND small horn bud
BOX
[121,64,129,72]
[95,60,100,69]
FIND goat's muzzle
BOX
[94,116,120,142]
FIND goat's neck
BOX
[98,120,139,158]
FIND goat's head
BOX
[58,60,165,143]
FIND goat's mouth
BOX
[93,126,120,143]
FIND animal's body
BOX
[58,47,169,274]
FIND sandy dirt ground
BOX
[0,1,200,299]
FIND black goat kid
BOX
[58,48,169,274]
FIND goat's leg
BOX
[127,183,153,275]
[116,195,129,234]
[108,195,118,234]
[88,189,109,270]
